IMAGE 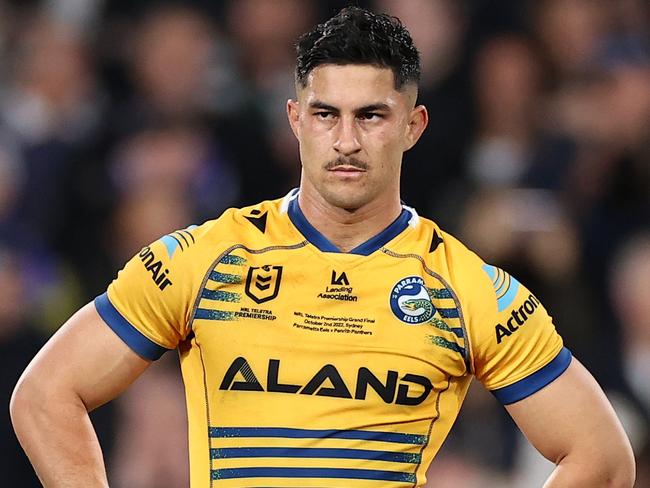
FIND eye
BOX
[359,112,381,121]
[315,111,334,120]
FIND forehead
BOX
[299,64,407,107]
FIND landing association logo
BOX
[390,276,436,324]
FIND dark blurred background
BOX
[0,1,648,486]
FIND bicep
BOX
[19,302,151,411]
[505,358,631,465]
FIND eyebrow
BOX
[308,101,392,114]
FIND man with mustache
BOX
[11,6,635,487]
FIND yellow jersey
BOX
[95,189,570,487]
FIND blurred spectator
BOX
[534,0,609,77]
[110,123,239,223]
[1,13,102,146]
[0,10,106,274]
[127,4,219,122]
[467,35,543,187]
[612,233,650,412]
[226,0,315,89]
[0,246,45,487]
[609,232,650,486]
[0,135,25,242]
[110,356,188,488]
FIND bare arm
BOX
[506,358,635,487]
[10,302,151,487]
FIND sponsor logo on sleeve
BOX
[138,246,173,290]
[136,226,197,291]
[494,294,540,344]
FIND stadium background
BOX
[0,0,648,486]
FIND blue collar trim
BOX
[287,197,411,256]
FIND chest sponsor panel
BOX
[191,247,467,392]
[195,248,463,342]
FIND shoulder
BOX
[413,216,491,291]
[193,195,300,249]
[155,196,294,257]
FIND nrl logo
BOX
[245,265,283,304]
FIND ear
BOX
[286,99,301,141]
[403,105,428,151]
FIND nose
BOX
[333,116,361,156]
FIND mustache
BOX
[324,157,369,170]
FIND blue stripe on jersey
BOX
[450,328,464,338]
[201,289,241,302]
[350,210,411,255]
[195,309,236,321]
[491,347,572,405]
[94,293,169,360]
[211,467,416,483]
[209,271,242,284]
[287,198,411,256]
[429,288,453,299]
[219,255,246,265]
[209,427,426,445]
[211,447,421,464]
[427,336,465,355]
[287,198,339,253]
[437,308,460,319]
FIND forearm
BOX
[11,382,109,488]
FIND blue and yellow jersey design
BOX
[95,189,570,487]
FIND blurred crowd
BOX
[0,0,648,486]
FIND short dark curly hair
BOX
[295,6,420,90]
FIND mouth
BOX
[328,165,367,173]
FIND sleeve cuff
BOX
[94,292,170,361]
[491,347,572,405]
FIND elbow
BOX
[589,439,636,488]
[605,469,635,488]
[553,439,636,487]
[10,373,39,440]
[10,369,53,442]
[608,444,636,488]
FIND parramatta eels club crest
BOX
[390,276,436,324]
[245,265,283,304]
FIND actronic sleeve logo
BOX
[245,265,283,304]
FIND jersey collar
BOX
[284,189,416,256]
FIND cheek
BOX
[365,128,404,162]
[300,120,331,149]
[298,123,332,169]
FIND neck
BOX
[297,188,403,252]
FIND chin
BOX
[322,187,372,211]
